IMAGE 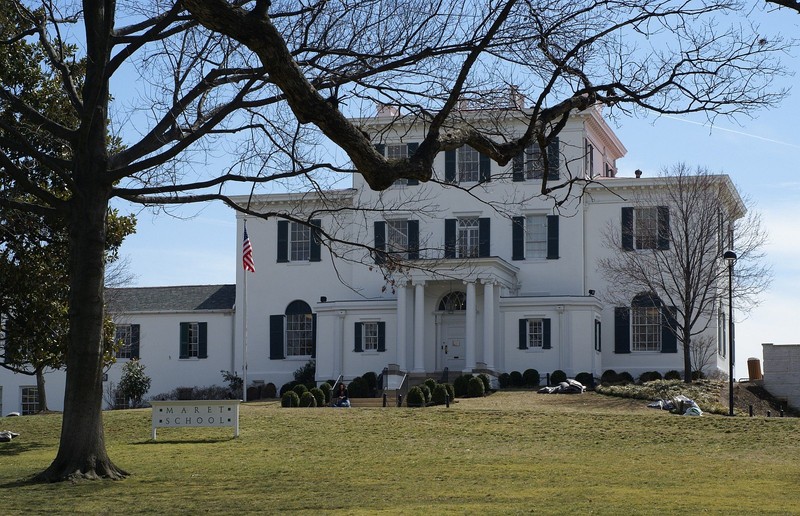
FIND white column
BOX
[413,281,426,372]
[482,280,495,370]
[336,311,346,378]
[396,283,407,371]
[465,280,476,372]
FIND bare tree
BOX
[766,0,800,14]
[598,164,771,383]
[0,0,788,481]
[690,335,717,377]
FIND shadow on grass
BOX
[132,437,237,445]
[0,440,49,456]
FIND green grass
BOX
[1,392,798,514]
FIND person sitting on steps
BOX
[335,383,350,407]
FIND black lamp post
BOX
[723,250,737,416]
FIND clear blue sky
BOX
[113,8,799,379]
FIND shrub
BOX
[319,382,332,403]
[220,370,243,399]
[444,383,455,401]
[424,378,438,393]
[478,373,491,393]
[509,370,524,387]
[418,384,432,404]
[299,391,317,407]
[600,370,618,385]
[467,376,485,398]
[347,376,370,398]
[406,386,426,407]
[281,391,300,407]
[551,369,567,385]
[453,374,471,397]
[431,384,449,405]
[664,370,682,381]
[293,360,316,389]
[498,373,511,388]
[362,371,378,393]
[191,385,232,400]
[118,358,152,408]
[523,369,540,387]
[575,372,594,389]
[263,382,277,398]
[692,370,706,381]
[638,371,663,384]
[310,387,325,407]
[617,371,635,385]
[279,381,298,396]
[293,384,309,397]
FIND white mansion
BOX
[1,106,741,414]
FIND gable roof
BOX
[106,284,236,313]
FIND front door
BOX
[440,318,466,372]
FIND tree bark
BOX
[35,366,48,413]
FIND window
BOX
[179,322,207,359]
[511,215,559,261]
[363,322,379,351]
[512,138,560,181]
[632,305,661,352]
[614,293,677,354]
[518,318,551,350]
[115,324,140,359]
[457,218,480,258]
[526,319,544,349]
[438,291,467,312]
[621,206,669,251]
[277,219,322,263]
[386,143,407,160]
[286,300,314,357]
[21,386,38,415]
[458,146,480,182]
[354,321,386,352]
[387,220,409,257]
[585,139,594,178]
[374,220,419,263]
[525,215,547,259]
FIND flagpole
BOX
[242,220,249,403]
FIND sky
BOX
[112,6,800,379]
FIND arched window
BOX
[438,291,467,312]
[285,300,314,356]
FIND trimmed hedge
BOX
[523,369,540,387]
[293,384,309,397]
[419,384,432,404]
[551,369,567,384]
[281,391,300,408]
[310,387,325,407]
[575,372,594,389]
[478,373,491,393]
[498,373,511,388]
[664,370,682,381]
[431,384,449,405]
[453,374,472,397]
[279,381,298,396]
[467,376,485,398]
[406,386,425,407]
[509,371,524,387]
[638,371,663,384]
[263,382,277,399]
[300,391,317,407]
[347,376,370,398]
[424,378,437,393]
[319,382,332,404]
[600,370,618,385]
[444,383,455,401]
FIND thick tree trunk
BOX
[35,366,48,413]
[683,331,692,383]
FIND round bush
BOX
[362,371,378,392]
[638,371,663,384]
[279,381,298,396]
[509,370,524,387]
[347,376,370,398]
[617,371,634,384]
[418,384,431,404]
[319,382,332,403]
[453,374,471,397]
[406,386,425,408]
[310,387,325,407]
[467,376,485,398]
[600,370,618,385]
[523,369,540,387]
[281,391,300,408]
[431,384,449,405]
[299,391,317,407]
[691,369,706,381]
[550,369,567,385]
[444,383,455,401]
[575,372,594,389]
[263,382,277,398]
[664,370,682,381]
[498,373,511,388]
[478,373,491,393]
[293,384,309,397]
[424,378,438,393]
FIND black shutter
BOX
[130,324,140,359]
[374,143,385,156]
[378,322,386,352]
[407,220,419,260]
[547,138,560,180]
[269,315,285,360]
[479,153,491,183]
[546,215,559,260]
[512,216,525,261]
[277,220,289,262]
[198,322,208,358]
[374,220,386,264]
[512,152,524,182]
[179,322,189,359]
[445,150,456,183]
[518,319,528,349]
[354,322,363,352]
[657,206,670,250]
[621,208,634,251]
[310,218,322,262]
[311,314,317,358]
[661,306,678,353]
[444,219,456,258]
[479,217,491,258]
[614,307,631,353]
[406,143,419,185]
[543,318,552,349]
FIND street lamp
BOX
[724,250,737,416]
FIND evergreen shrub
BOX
[263,382,277,398]
[444,383,455,401]
[523,369,540,387]
[424,378,437,393]
[600,370,618,385]
[406,386,425,407]
[419,384,431,404]
[638,371,663,383]
[280,381,298,396]
[575,372,594,389]
[551,369,567,384]
[293,384,309,397]
[347,376,370,398]
[509,370,524,387]
[281,391,300,408]
[300,391,317,407]
[617,371,634,384]
[432,384,449,405]
[467,376,485,397]
[310,387,325,407]
[664,370,682,381]
[453,374,472,397]
[498,373,511,388]
[319,382,332,403]
[362,371,378,393]
[478,373,491,393]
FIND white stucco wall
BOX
[762,343,800,410]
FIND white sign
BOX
[150,400,241,439]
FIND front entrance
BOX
[440,317,466,372]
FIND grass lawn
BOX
[1,391,798,514]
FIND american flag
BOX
[242,223,255,273]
